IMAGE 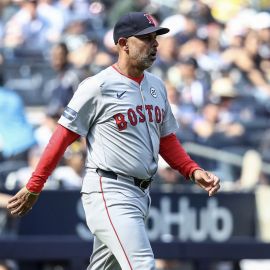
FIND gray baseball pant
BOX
[81,175,155,270]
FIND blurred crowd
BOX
[1,1,270,270]
[1,0,270,195]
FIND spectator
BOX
[0,72,36,161]
[167,57,210,137]
[89,50,114,75]
[52,140,85,189]
[5,146,59,190]
[222,30,270,97]
[164,80,196,142]
[3,0,48,50]
[152,35,178,78]
[34,105,62,151]
[156,156,182,187]
[192,77,247,181]
[68,39,98,72]
[55,0,90,25]
[61,16,89,54]
[193,77,245,147]
[43,42,83,111]
[5,140,85,190]
[103,28,118,58]
[172,57,209,109]
[37,0,65,44]
[164,80,181,120]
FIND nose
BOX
[153,38,158,48]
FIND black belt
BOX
[96,168,152,190]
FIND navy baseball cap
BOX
[113,12,169,44]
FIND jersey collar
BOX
[112,64,144,84]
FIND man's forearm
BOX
[26,124,80,193]
[159,133,201,179]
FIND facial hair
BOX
[129,47,155,69]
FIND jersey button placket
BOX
[139,82,158,164]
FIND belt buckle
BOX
[139,179,151,190]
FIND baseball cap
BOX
[113,12,170,44]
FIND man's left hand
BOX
[7,187,39,217]
[192,170,220,196]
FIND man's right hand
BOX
[7,187,39,217]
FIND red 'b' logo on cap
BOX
[144,14,156,26]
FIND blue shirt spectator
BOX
[0,86,36,159]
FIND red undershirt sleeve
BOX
[159,133,202,179]
[26,124,80,193]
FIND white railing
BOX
[183,142,270,175]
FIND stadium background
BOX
[1,0,270,269]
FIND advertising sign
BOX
[13,191,256,243]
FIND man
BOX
[0,71,36,161]
[44,42,82,111]
[7,12,220,270]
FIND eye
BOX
[138,35,156,42]
[145,35,152,39]
[139,35,150,40]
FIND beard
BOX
[129,47,155,70]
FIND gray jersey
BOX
[58,66,178,179]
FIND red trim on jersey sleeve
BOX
[26,124,80,193]
[159,133,202,179]
[112,64,144,84]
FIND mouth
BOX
[149,51,157,59]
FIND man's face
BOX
[126,33,159,69]
[51,46,68,71]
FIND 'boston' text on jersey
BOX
[113,104,165,131]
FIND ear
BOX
[118,38,129,51]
